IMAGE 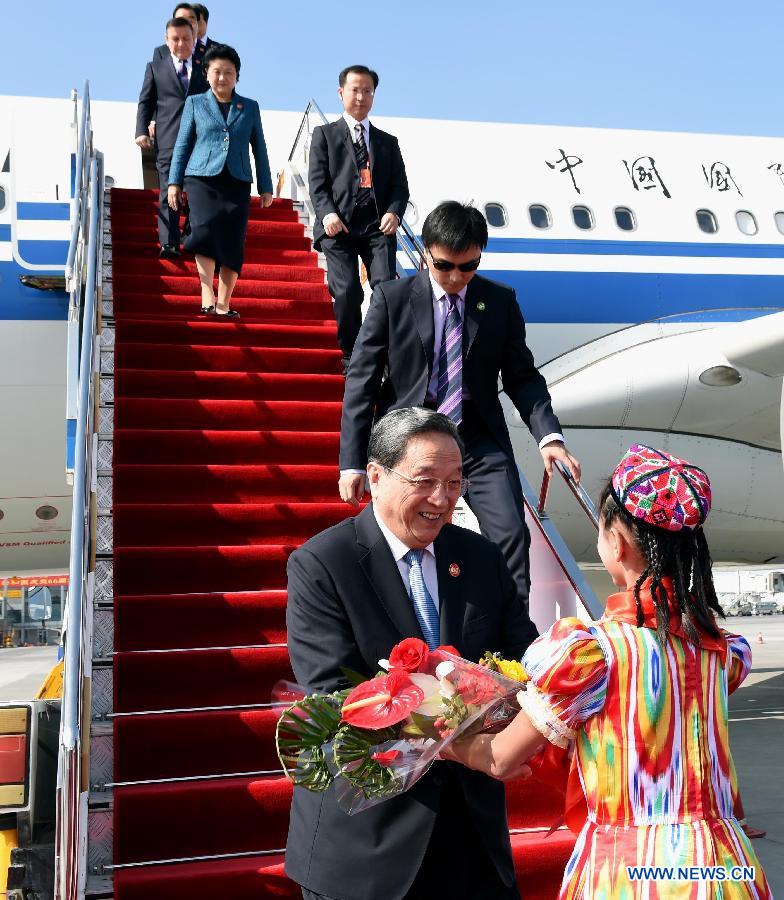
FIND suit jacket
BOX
[339,270,562,470]
[308,118,409,249]
[284,503,538,900]
[135,53,208,163]
[168,91,273,193]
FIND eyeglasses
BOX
[428,251,482,273]
[382,466,469,498]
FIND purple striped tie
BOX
[436,293,462,425]
[178,59,190,94]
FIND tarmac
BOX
[0,620,780,893]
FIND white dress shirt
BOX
[342,111,371,160]
[171,54,193,79]
[373,506,440,610]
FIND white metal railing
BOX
[55,79,104,900]
[65,82,95,478]
[286,99,427,273]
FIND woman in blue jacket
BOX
[168,44,273,317]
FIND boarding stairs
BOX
[56,89,602,900]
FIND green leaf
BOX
[340,667,372,687]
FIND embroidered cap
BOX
[610,443,711,532]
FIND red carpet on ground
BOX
[110,188,573,899]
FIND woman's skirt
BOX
[183,171,251,273]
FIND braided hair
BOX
[598,481,724,646]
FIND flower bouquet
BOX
[275,638,527,815]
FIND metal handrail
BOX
[527,460,603,620]
[65,82,91,287]
[55,94,103,899]
[286,98,426,271]
[537,460,600,530]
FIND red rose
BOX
[389,638,429,672]
[456,669,501,706]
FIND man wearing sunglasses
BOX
[339,200,581,616]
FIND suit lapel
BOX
[463,276,486,357]
[434,529,467,647]
[408,271,436,377]
[161,55,185,97]
[226,94,243,127]
[339,119,359,174]
[368,123,382,174]
[355,505,424,641]
[205,90,227,128]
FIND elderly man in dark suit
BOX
[286,407,537,900]
[136,16,208,257]
[308,65,409,369]
[339,201,581,619]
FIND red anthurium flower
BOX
[436,645,460,657]
[341,668,424,729]
[388,638,429,672]
[371,749,402,767]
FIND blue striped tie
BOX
[403,549,440,650]
[436,294,462,425]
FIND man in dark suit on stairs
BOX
[339,201,581,619]
[308,65,409,369]
[286,407,538,900]
[136,15,208,257]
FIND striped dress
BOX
[520,582,771,899]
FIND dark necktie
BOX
[353,123,373,208]
[436,294,463,425]
[178,59,190,94]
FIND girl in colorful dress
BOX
[445,443,771,898]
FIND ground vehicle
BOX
[753,598,777,615]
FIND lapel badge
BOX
[448,563,461,578]
[476,301,486,312]
[236,102,243,110]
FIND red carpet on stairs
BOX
[109,187,573,899]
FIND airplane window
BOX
[572,205,594,230]
[735,211,757,236]
[405,200,419,225]
[614,207,636,231]
[696,209,718,234]
[0,186,5,211]
[484,203,508,228]
[528,204,551,229]
[775,212,784,235]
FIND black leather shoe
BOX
[160,244,181,259]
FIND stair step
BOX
[115,344,342,375]
[113,503,354,544]
[114,645,293,713]
[115,590,287,652]
[112,429,340,465]
[115,318,337,348]
[113,465,341,503]
[113,276,328,300]
[114,370,344,401]
[113,543,293,596]
[114,399,342,431]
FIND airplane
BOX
[0,91,782,587]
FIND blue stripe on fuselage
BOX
[484,236,784,258]
[0,258,68,320]
[481,269,784,322]
[16,202,71,221]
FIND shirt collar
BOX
[428,272,467,304]
[172,53,192,67]
[372,504,435,564]
[343,112,370,137]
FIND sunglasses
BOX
[428,253,482,273]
